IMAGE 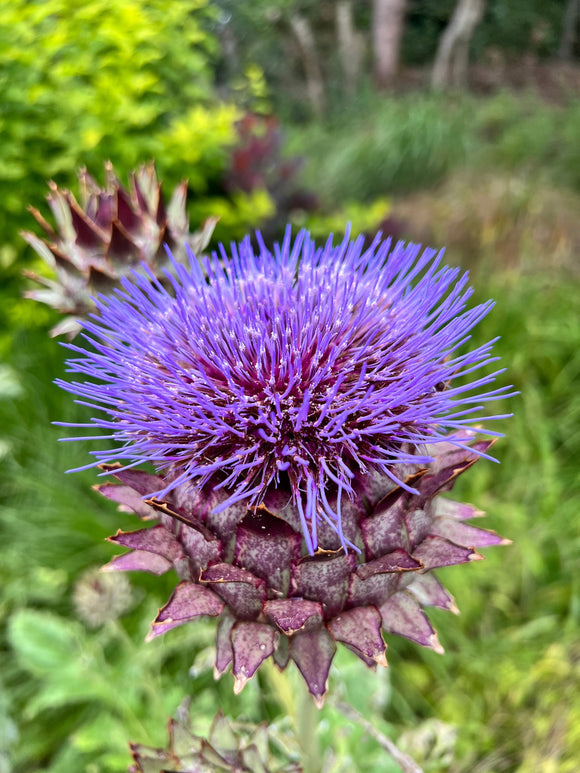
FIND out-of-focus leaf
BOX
[8,610,83,674]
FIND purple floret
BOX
[57,228,511,553]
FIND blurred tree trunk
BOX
[288,13,326,119]
[558,0,580,60]
[218,22,239,82]
[431,0,486,89]
[372,0,407,90]
[336,1,362,96]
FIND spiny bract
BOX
[129,707,302,773]
[58,228,512,704]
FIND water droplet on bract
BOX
[260,643,266,650]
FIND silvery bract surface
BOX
[58,229,512,703]
[22,161,216,337]
[129,708,302,773]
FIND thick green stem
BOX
[264,661,322,773]
[295,678,322,773]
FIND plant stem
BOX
[264,661,322,773]
[296,679,322,773]
[334,700,424,773]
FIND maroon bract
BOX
[99,436,508,707]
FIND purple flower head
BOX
[58,228,511,554]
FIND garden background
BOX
[1,1,579,771]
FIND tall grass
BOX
[288,91,580,207]
[288,93,476,205]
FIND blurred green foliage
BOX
[0,0,277,333]
[288,91,580,212]
[0,0,214,245]
[287,93,473,206]
[296,197,391,241]
[1,5,580,769]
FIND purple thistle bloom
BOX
[57,228,511,555]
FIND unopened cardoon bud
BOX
[58,228,513,704]
[73,567,135,628]
[129,706,302,773]
[399,719,458,768]
[22,161,217,338]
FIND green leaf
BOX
[8,609,84,674]
[23,674,104,719]
[71,712,128,754]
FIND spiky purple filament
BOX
[57,228,512,553]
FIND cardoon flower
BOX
[58,229,512,705]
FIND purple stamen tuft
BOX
[57,228,513,554]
